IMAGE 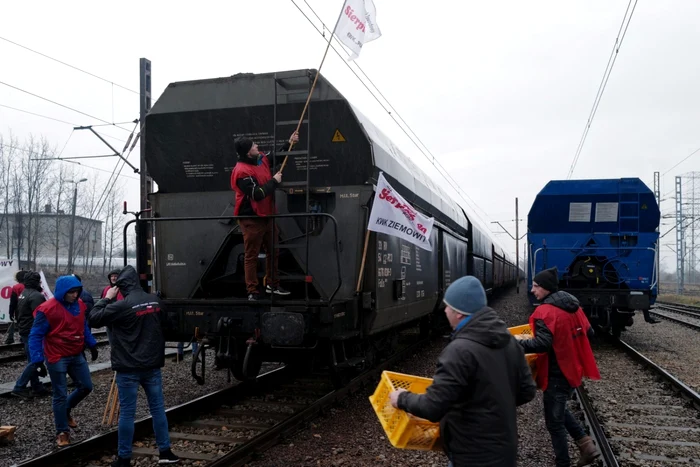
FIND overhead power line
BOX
[291,0,496,236]
[0,142,139,180]
[0,103,128,144]
[663,146,700,176]
[0,80,133,133]
[0,36,139,95]
[566,0,638,179]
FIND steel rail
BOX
[648,310,700,332]
[575,385,619,467]
[15,366,291,467]
[618,339,700,410]
[208,335,432,467]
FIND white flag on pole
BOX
[333,0,382,60]
[39,270,54,300]
[367,173,435,251]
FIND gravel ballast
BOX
[620,315,700,394]
[245,285,563,467]
[0,350,235,467]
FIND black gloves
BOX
[35,362,47,378]
[90,346,99,361]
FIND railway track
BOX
[0,331,109,365]
[575,339,700,466]
[15,332,432,467]
[650,303,700,332]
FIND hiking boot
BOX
[10,388,34,400]
[56,432,70,447]
[575,435,600,466]
[265,285,290,296]
[158,448,180,464]
[111,456,131,467]
[248,293,259,301]
[67,415,78,429]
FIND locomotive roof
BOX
[529,177,660,234]
[149,68,470,232]
[535,178,654,196]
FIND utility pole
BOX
[138,58,153,292]
[66,178,88,273]
[653,171,660,294]
[491,197,527,293]
[515,197,520,293]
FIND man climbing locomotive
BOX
[231,130,299,300]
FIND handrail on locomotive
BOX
[123,212,343,305]
[529,245,658,293]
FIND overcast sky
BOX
[1,0,699,272]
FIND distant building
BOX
[0,204,103,261]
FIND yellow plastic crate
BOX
[369,371,441,451]
[508,324,540,380]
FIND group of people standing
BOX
[389,267,602,467]
[5,266,179,466]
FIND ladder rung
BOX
[278,244,307,249]
[276,89,310,96]
[276,120,308,126]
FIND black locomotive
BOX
[140,69,518,382]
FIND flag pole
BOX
[280,3,345,173]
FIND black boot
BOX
[643,310,660,324]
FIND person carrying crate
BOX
[389,276,536,467]
[516,266,601,467]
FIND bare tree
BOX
[19,135,54,264]
[73,176,104,273]
[102,184,126,274]
[44,164,76,271]
[0,135,19,258]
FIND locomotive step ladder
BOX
[271,71,315,302]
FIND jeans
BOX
[543,377,587,467]
[47,353,93,434]
[177,341,198,357]
[116,368,171,459]
[13,335,43,393]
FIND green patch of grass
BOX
[658,294,700,306]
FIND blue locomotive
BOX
[527,178,660,336]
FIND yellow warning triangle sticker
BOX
[332,129,346,143]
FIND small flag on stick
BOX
[332,0,382,60]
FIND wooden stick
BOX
[108,377,120,425]
[102,373,116,425]
[356,229,372,293]
[279,21,336,174]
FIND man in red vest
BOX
[517,266,601,467]
[231,131,299,300]
[28,274,98,447]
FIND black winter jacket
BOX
[16,273,45,338]
[88,265,165,372]
[398,307,537,467]
[520,291,594,382]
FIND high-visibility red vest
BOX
[230,154,276,216]
[35,298,88,364]
[529,304,601,391]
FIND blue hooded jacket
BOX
[29,275,98,364]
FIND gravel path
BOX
[0,350,235,467]
[244,285,564,467]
